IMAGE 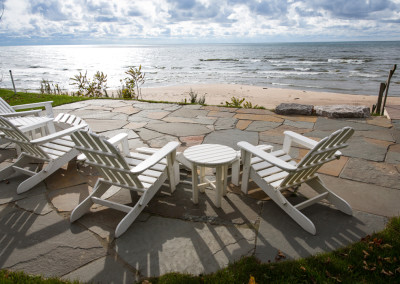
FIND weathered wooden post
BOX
[9,70,17,95]
[375,82,386,115]
[381,64,397,115]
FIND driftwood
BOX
[381,64,397,115]
[374,64,397,115]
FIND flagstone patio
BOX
[1,99,399,283]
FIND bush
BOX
[70,71,108,97]
[118,65,145,100]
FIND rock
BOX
[275,103,313,115]
[315,105,370,118]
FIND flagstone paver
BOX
[0,99,399,283]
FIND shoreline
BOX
[137,84,400,109]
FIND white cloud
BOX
[0,0,399,44]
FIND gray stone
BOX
[275,103,313,115]
[0,208,105,277]
[128,138,148,150]
[162,116,216,125]
[71,110,120,120]
[314,117,382,132]
[15,194,53,215]
[203,129,258,150]
[341,158,400,189]
[146,122,213,137]
[86,119,128,132]
[137,128,163,141]
[0,173,46,205]
[147,135,179,148]
[246,121,282,132]
[255,202,387,262]
[116,216,255,277]
[341,136,388,162]
[284,119,314,129]
[214,117,237,130]
[315,105,370,118]
[301,174,400,218]
[169,108,209,118]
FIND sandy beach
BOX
[140,84,400,110]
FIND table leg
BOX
[223,164,228,196]
[192,164,199,204]
[215,165,222,208]
[199,166,205,193]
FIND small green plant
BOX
[40,79,68,95]
[70,71,108,97]
[118,65,146,100]
[181,88,206,105]
[224,96,264,109]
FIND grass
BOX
[0,89,94,108]
[1,217,399,283]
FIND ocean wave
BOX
[328,58,365,64]
[199,58,239,62]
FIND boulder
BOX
[315,105,370,118]
[275,103,314,115]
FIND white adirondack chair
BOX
[70,130,179,238]
[0,97,56,135]
[0,113,89,194]
[238,127,355,235]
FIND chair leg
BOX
[70,180,111,222]
[0,155,31,183]
[307,177,353,216]
[115,183,161,238]
[17,151,77,194]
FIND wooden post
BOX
[381,64,397,115]
[9,70,17,95]
[375,82,386,115]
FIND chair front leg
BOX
[70,180,111,222]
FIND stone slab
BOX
[215,117,237,130]
[283,119,314,129]
[246,121,282,132]
[0,208,105,277]
[169,108,209,118]
[314,117,381,132]
[116,216,255,277]
[234,113,284,122]
[62,256,139,284]
[341,158,400,189]
[386,143,400,164]
[0,173,46,205]
[146,122,213,137]
[341,136,388,162]
[255,202,387,262]
[86,119,128,132]
[203,129,258,150]
[300,174,400,218]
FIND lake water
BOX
[0,42,399,96]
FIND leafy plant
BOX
[119,65,146,99]
[40,79,68,95]
[70,71,108,97]
[181,88,206,105]
[224,96,264,109]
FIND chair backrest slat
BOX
[0,97,16,114]
[0,117,49,160]
[71,131,144,188]
[279,127,354,188]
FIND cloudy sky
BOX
[0,0,399,45]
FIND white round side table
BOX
[183,144,238,208]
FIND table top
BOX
[183,144,237,166]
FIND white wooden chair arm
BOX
[131,141,179,174]
[284,131,318,149]
[238,141,297,172]
[12,101,54,117]
[31,124,87,145]
[1,110,42,117]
